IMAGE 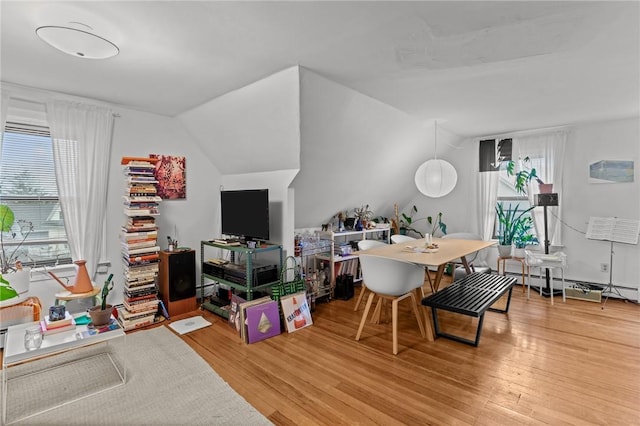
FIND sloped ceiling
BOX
[2,1,638,138]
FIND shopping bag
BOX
[271,256,306,302]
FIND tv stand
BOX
[199,240,283,319]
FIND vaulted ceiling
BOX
[2,1,638,137]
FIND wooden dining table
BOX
[363,237,496,293]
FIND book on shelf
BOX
[124,281,157,291]
[121,156,159,165]
[123,245,161,255]
[122,240,159,251]
[124,253,160,264]
[244,299,281,344]
[117,306,158,320]
[117,315,156,331]
[123,298,159,312]
[124,208,160,216]
[122,195,162,203]
[44,311,74,328]
[121,229,158,239]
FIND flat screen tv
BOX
[220,189,270,241]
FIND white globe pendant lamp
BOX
[414,121,457,198]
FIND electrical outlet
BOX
[600,263,609,272]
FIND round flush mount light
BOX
[36,25,119,59]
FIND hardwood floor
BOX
[175,280,640,425]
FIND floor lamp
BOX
[534,193,561,296]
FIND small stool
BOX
[497,256,528,293]
[54,286,101,306]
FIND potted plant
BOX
[88,273,114,326]
[353,204,373,230]
[506,157,552,194]
[513,216,538,257]
[0,204,33,302]
[397,205,447,238]
[495,202,535,257]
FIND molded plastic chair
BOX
[525,250,567,305]
[390,234,416,244]
[356,254,427,354]
[391,234,436,292]
[354,240,388,311]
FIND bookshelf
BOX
[315,226,390,292]
[118,157,162,330]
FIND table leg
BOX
[432,265,447,292]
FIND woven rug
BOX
[2,326,271,425]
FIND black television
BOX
[220,189,270,242]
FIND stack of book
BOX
[119,157,162,331]
[40,311,76,335]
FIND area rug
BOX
[168,315,212,335]
[2,326,272,425]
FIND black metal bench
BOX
[421,273,516,346]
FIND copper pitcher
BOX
[49,259,94,294]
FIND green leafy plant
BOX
[399,205,447,238]
[0,204,34,274]
[495,203,535,246]
[513,216,538,249]
[506,157,544,195]
[99,273,114,310]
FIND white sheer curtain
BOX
[1,90,10,152]
[46,100,114,279]
[513,130,567,248]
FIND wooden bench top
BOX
[422,273,516,317]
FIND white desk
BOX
[2,320,126,424]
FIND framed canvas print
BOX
[150,154,186,199]
[280,291,313,333]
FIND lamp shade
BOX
[414,159,458,198]
[36,26,119,59]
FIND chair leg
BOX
[354,283,367,311]
[356,292,376,341]
[392,297,399,355]
[409,291,426,338]
[371,297,383,323]
[550,269,554,306]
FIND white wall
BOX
[562,117,639,296]
[294,68,439,228]
[178,66,300,175]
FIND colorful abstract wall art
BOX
[150,154,186,199]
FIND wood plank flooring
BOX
[174,280,640,425]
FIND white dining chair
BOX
[390,234,435,293]
[356,254,427,354]
[354,240,388,311]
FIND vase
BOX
[6,269,30,294]
[539,183,553,194]
[88,304,113,326]
[497,244,513,258]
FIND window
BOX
[1,122,71,268]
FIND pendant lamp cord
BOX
[434,120,438,160]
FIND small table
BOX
[54,286,101,306]
[421,273,516,346]
[497,256,528,293]
[2,320,126,424]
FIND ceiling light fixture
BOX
[36,25,119,59]
[414,121,458,198]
